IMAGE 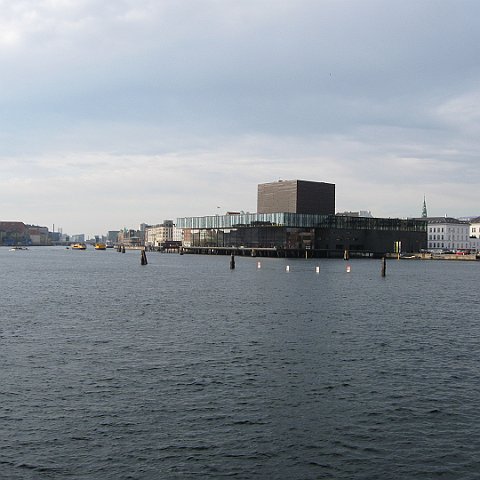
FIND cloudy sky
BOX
[1,0,479,235]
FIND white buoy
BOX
[315,266,320,274]
[286,265,290,272]
[346,265,351,273]
[257,261,261,269]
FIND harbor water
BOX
[1,247,480,479]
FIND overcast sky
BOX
[1,0,479,235]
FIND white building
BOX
[468,216,480,252]
[145,220,183,247]
[469,217,480,238]
[426,217,471,252]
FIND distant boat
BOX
[71,243,87,250]
[9,246,29,251]
[95,243,107,250]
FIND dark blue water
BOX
[1,247,480,479]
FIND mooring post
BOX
[141,249,148,265]
[381,256,386,277]
[230,253,235,269]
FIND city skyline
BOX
[2,1,480,234]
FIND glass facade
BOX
[177,213,427,233]
[177,213,427,253]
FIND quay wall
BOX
[180,247,479,260]
[395,253,479,261]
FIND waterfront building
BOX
[145,220,183,248]
[425,217,471,252]
[0,221,51,246]
[49,231,62,244]
[177,212,426,256]
[117,228,142,247]
[27,225,50,245]
[468,217,480,252]
[177,180,426,256]
[107,231,120,244]
[0,221,28,246]
[469,217,480,239]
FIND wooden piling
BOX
[141,249,148,265]
[230,254,235,269]
[381,257,386,276]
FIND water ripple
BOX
[2,250,480,479]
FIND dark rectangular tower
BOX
[257,180,335,215]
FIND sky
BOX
[1,0,480,236]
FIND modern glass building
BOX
[176,213,427,256]
[177,179,427,256]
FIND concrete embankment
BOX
[399,253,479,261]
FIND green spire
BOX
[422,196,428,218]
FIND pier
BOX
[180,246,379,258]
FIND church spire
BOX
[421,195,428,218]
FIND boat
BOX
[71,243,87,250]
[9,246,29,251]
[95,243,107,250]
